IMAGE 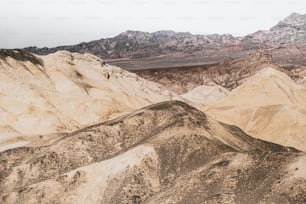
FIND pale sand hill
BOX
[182,85,229,104]
[0,50,174,144]
[203,67,306,152]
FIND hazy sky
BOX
[0,0,305,48]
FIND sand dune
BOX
[203,67,306,151]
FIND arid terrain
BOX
[131,50,279,94]
[0,49,177,147]
[1,101,306,204]
[0,11,306,204]
[0,48,306,203]
[23,13,306,96]
[202,67,306,152]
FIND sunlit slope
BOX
[203,67,306,151]
[0,50,173,142]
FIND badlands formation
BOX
[1,101,306,204]
[0,49,306,203]
[203,67,306,152]
[131,50,288,94]
[0,50,173,146]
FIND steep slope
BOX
[0,49,173,144]
[203,67,306,152]
[1,101,305,204]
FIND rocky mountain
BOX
[0,49,174,145]
[1,101,306,204]
[203,67,306,152]
[24,30,241,60]
[244,13,306,66]
[24,13,306,68]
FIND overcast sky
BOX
[0,0,305,48]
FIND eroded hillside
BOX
[131,50,279,94]
[203,67,306,152]
[0,49,174,144]
[1,101,305,204]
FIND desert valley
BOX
[0,12,306,204]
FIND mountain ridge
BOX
[23,13,306,67]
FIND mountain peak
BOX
[277,12,306,27]
[118,30,150,37]
[255,66,288,78]
[153,30,176,36]
[118,30,192,38]
[242,66,298,89]
[286,12,305,20]
[222,66,303,108]
[153,30,192,37]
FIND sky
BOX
[0,0,305,48]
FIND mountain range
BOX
[24,13,306,68]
